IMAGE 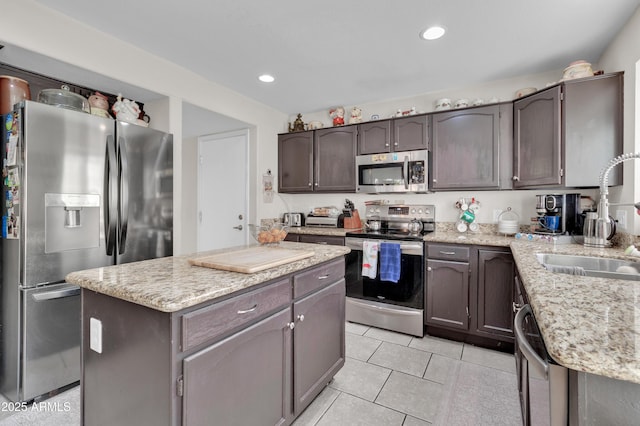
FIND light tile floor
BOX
[0,322,522,425]
[293,322,522,426]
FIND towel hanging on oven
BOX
[362,240,379,279]
[380,242,401,283]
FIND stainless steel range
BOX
[344,204,435,336]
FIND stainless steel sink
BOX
[536,253,640,281]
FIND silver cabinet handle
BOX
[237,304,257,314]
[297,314,305,322]
[317,274,329,280]
[427,266,432,272]
[233,225,243,230]
[439,251,456,255]
[287,322,295,330]
[512,176,520,181]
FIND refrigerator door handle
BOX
[31,284,80,301]
[118,136,130,255]
[105,135,118,255]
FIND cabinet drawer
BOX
[181,279,291,351]
[293,257,345,299]
[298,234,344,246]
[427,244,470,261]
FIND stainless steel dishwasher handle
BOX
[514,304,549,379]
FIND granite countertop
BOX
[66,241,350,313]
[510,240,640,384]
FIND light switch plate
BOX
[90,317,102,354]
[616,210,627,230]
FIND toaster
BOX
[283,212,305,227]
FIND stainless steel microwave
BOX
[356,150,428,193]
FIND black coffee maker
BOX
[534,194,581,235]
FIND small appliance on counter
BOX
[282,212,305,227]
[306,206,344,228]
[533,193,581,235]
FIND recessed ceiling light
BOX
[420,26,446,40]
[258,74,275,83]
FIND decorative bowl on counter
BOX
[248,223,289,245]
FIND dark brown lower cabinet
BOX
[183,308,292,426]
[425,243,515,349]
[293,280,345,413]
[475,249,515,340]
[81,258,346,426]
[425,259,470,330]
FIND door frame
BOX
[196,129,250,251]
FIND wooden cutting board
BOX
[189,246,315,274]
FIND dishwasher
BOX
[514,304,568,425]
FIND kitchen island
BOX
[66,241,350,426]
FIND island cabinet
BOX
[425,243,514,350]
[430,103,513,190]
[513,72,623,189]
[81,257,346,426]
[278,126,356,193]
[357,115,429,154]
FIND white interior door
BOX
[197,130,249,251]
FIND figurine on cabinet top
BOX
[348,106,362,124]
[329,106,345,126]
[288,113,306,132]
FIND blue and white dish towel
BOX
[362,240,379,279]
[379,242,401,283]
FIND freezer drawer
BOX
[22,283,80,401]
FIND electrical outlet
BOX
[493,209,503,223]
[616,210,627,230]
[90,317,102,354]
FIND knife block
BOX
[343,210,361,229]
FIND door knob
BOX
[233,225,243,230]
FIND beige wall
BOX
[0,0,287,254]
[598,6,640,233]
[2,1,638,239]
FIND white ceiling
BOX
[27,0,640,115]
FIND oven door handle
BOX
[514,304,549,379]
[403,155,409,190]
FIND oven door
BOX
[345,237,424,310]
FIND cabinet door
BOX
[393,115,429,151]
[293,279,345,415]
[358,120,392,154]
[182,308,292,426]
[425,259,469,330]
[278,132,313,193]
[563,73,623,187]
[475,249,515,341]
[513,86,562,188]
[314,127,357,192]
[431,105,500,190]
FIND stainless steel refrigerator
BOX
[0,100,173,402]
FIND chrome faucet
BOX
[585,152,640,247]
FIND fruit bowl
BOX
[248,223,289,245]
